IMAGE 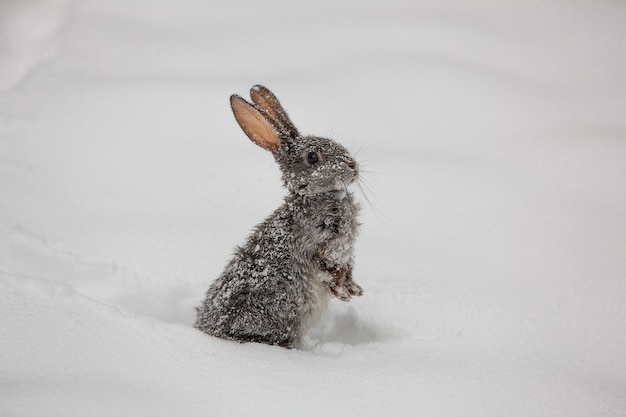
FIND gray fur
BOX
[195,86,362,348]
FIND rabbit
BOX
[194,85,363,348]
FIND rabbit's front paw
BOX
[329,280,352,301]
[319,260,363,301]
[344,279,363,297]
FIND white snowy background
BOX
[1,0,625,415]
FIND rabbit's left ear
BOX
[230,95,280,154]
[250,85,299,138]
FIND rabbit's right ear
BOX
[230,94,280,154]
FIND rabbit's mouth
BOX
[340,163,359,186]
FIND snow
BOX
[1,0,625,415]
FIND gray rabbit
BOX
[195,85,363,348]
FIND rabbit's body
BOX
[195,86,363,348]
[195,189,359,347]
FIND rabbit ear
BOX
[230,94,280,154]
[250,85,299,138]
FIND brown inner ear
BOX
[230,95,280,153]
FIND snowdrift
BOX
[1,0,625,415]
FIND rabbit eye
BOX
[306,151,320,165]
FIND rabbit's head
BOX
[230,85,358,196]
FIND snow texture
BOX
[1,0,625,416]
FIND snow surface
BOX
[1,0,625,415]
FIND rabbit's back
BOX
[195,206,305,347]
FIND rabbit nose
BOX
[346,158,356,169]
